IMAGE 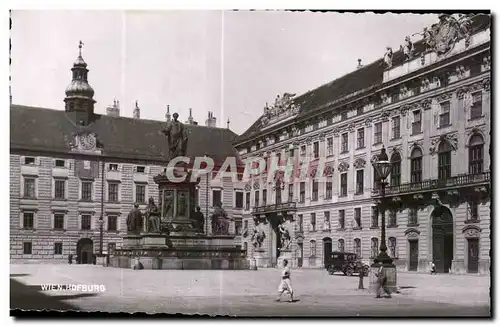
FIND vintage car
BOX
[325,251,369,276]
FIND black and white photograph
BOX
[7,8,492,318]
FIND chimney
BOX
[205,111,217,128]
[357,59,363,69]
[133,100,140,119]
[106,99,120,117]
[187,108,195,124]
[227,118,230,129]
[165,104,171,122]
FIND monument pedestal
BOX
[140,233,168,247]
[253,249,269,268]
[277,249,293,268]
[123,235,142,248]
[369,264,398,294]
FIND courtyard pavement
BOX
[10,264,491,317]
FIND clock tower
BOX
[64,40,96,126]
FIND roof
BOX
[10,104,244,167]
[236,14,491,145]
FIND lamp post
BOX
[371,145,397,292]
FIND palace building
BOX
[10,44,245,263]
[235,14,491,274]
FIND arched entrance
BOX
[76,238,94,264]
[322,237,332,268]
[431,205,454,273]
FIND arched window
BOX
[469,134,484,174]
[310,240,316,257]
[388,237,397,258]
[390,153,402,186]
[338,239,345,253]
[354,238,361,258]
[410,148,423,183]
[438,141,452,180]
[371,238,379,258]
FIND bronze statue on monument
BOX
[162,112,189,159]
[126,204,143,235]
[146,197,161,233]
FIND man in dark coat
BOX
[191,206,205,232]
[126,204,143,234]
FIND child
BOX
[276,259,294,303]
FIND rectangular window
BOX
[326,137,334,156]
[23,212,34,229]
[262,189,267,206]
[355,170,364,194]
[135,184,146,203]
[54,213,64,230]
[235,191,243,209]
[23,242,32,254]
[371,207,379,227]
[299,182,305,203]
[338,209,345,229]
[392,116,401,139]
[245,192,250,210]
[374,122,382,144]
[107,215,118,231]
[341,133,349,152]
[388,210,397,227]
[288,184,294,202]
[310,213,316,231]
[357,128,365,148]
[412,110,422,134]
[408,208,418,225]
[468,200,479,221]
[411,157,423,183]
[24,157,36,165]
[81,181,93,201]
[340,173,348,197]
[23,178,36,198]
[325,177,333,199]
[470,92,483,119]
[313,141,319,158]
[81,214,91,230]
[324,211,330,230]
[341,111,348,121]
[54,242,63,255]
[439,101,451,127]
[354,207,362,228]
[311,180,318,201]
[212,190,222,207]
[54,179,66,199]
[298,214,304,232]
[289,148,295,158]
[55,159,65,167]
[108,163,119,171]
[136,166,146,173]
[357,107,363,115]
[300,145,306,157]
[438,152,452,180]
[254,191,259,207]
[108,183,119,202]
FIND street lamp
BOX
[371,145,392,264]
[371,145,397,292]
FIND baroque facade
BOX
[10,45,245,263]
[235,14,491,274]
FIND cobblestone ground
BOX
[10,264,491,317]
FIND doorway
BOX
[76,238,94,264]
[408,240,419,271]
[467,238,479,273]
[323,237,332,268]
[431,205,454,273]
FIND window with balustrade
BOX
[408,208,418,225]
[371,238,379,258]
[374,122,382,144]
[469,134,484,174]
[338,239,345,252]
[354,238,361,258]
[371,206,378,228]
[438,141,452,180]
[390,153,401,187]
[410,148,423,183]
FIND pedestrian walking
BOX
[375,265,391,299]
[430,262,436,275]
[276,259,294,303]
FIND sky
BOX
[11,10,439,135]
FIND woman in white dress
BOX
[276,259,294,302]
